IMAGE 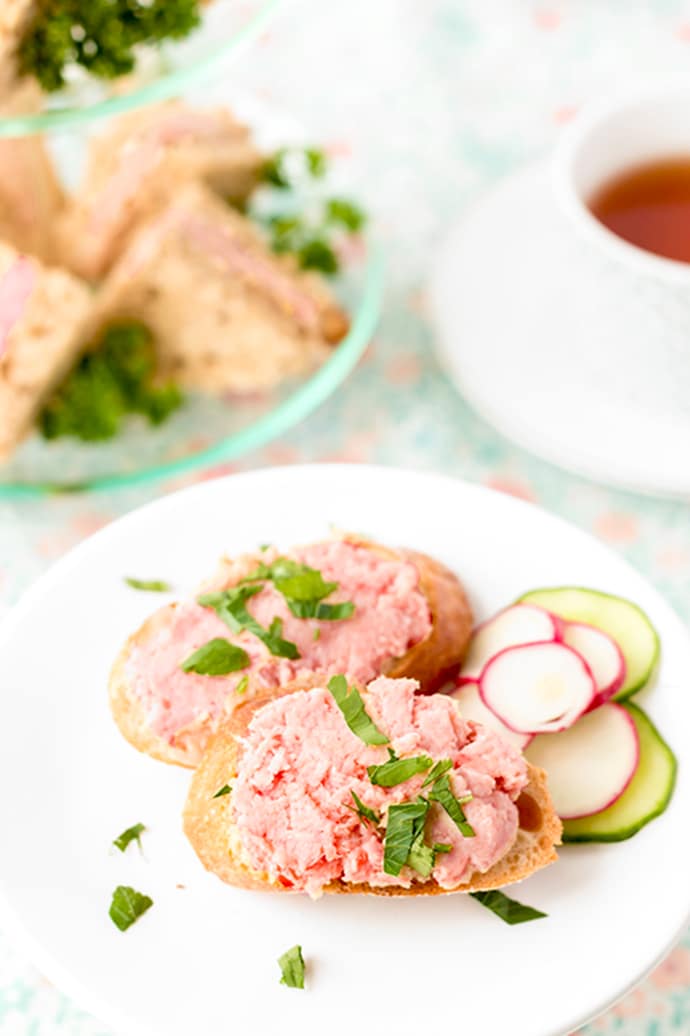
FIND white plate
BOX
[429,161,690,498]
[0,464,688,1036]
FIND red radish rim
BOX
[560,704,640,819]
[478,639,597,735]
[461,603,563,679]
[448,677,534,750]
[562,620,627,709]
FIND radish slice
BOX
[526,704,640,819]
[480,641,596,734]
[562,621,626,708]
[448,680,532,751]
[461,604,561,679]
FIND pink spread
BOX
[0,256,34,358]
[127,541,432,743]
[92,111,234,236]
[232,677,529,896]
[182,217,321,331]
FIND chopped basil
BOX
[125,577,171,592]
[325,197,367,232]
[470,890,547,925]
[278,944,306,989]
[422,758,453,788]
[350,790,380,826]
[112,823,145,853]
[212,785,232,799]
[180,639,250,676]
[433,843,453,854]
[367,754,433,788]
[287,600,355,620]
[328,675,388,746]
[407,828,436,877]
[259,543,272,551]
[383,798,429,876]
[235,675,249,695]
[428,774,474,837]
[109,886,153,932]
[243,558,355,622]
[313,627,321,641]
[197,587,299,660]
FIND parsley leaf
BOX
[422,758,453,788]
[125,577,171,592]
[428,775,475,837]
[20,0,201,93]
[367,754,433,788]
[243,558,354,620]
[40,322,182,443]
[328,675,388,745]
[235,675,249,695]
[197,587,299,660]
[180,639,250,676]
[213,785,232,799]
[470,890,547,925]
[109,886,153,932]
[383,798,429,876]
[350,790,380,826]
[433,843,453,854]
[325,198,367,232]
[113,823,145,853]
[278,944,306,989]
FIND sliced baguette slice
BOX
[109,536,473,769]
[183,683,562,896]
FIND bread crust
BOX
[183,686,562,896]
[109,538,474,768]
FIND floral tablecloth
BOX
[2,1,690,1032]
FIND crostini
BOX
[183,674,561,896]
[0,242,91,458]
[57,101,263,280]
[109,536,473,768]
[93,182,349,394]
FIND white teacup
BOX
[432,88,690,497]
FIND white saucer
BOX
[429,161,690,498]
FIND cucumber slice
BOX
[562,703,676,842]
[518,587,659,699]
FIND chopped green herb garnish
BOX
[367,754,433,788]
[422,758,453,788]
[470,890,547,925]
[180,638,250,676]
[278,944,305,989]
[198,587,299,660]
[109,885,153,932]
[298,238,339,274]
[383,798,429,876]
[325,198,367,232]
[428,775,475,837]
[305,148,327,178]
[113,823,145,853]
[262,148,329,189]
[40,322,182,442]
[259,543,272,551]
[328,675,388,746]
[313,627,321,641]
[20,0,202,93]
[244,558,354,620]
[125,577,172,592]
[433,843,453,854]
[213,785,232,799]
[350,790,380,826]
[235,675,249,695]
[407,827,436,877]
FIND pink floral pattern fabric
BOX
[3,1,690,1032]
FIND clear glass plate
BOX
[0,245,382,496]
[0,0,284,138]
[0,81,385,496]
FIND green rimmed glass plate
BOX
[0,243,383,496]
[0,0,284,138]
